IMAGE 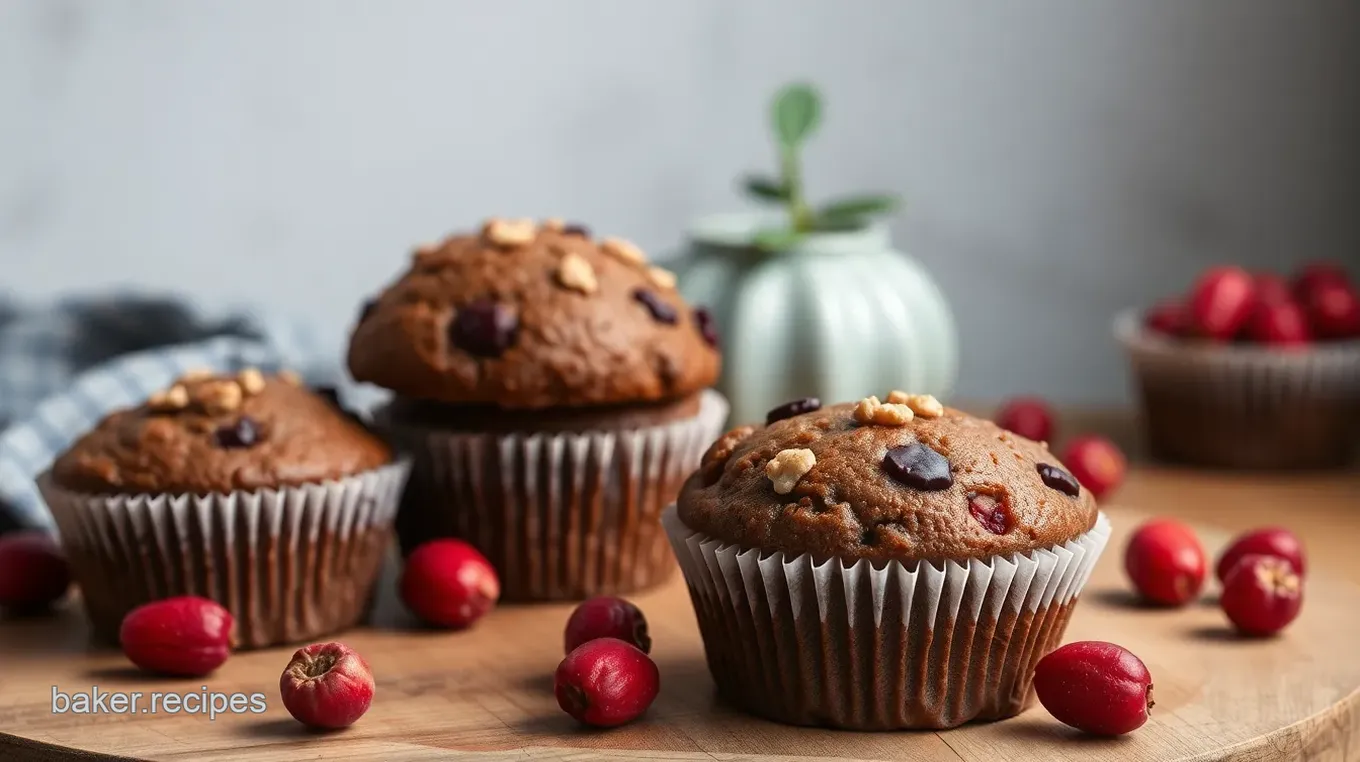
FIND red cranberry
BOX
[1215,526,1305,584]
[1060,436,1125,500]
[561,223,591,238]
[994,396,1054,443]
[1124,518,1206,607]
[1036,463,1081,497]
[1245,301,1311,347]
[449,299,519,357]
[0,531,71,611]
[1144,298,1191,337]
[968,493,1012,535]
[1253,272,1293,305]
[555,638,659,728]
[400,539,500,629]
[1034,641,1153,736]
[564,596,652,654]
[213,416,261,448]
[279,642,375,729]
[1292,260,1351,300]
[1188,265,1256,341]
[1303,280,1360,340]
[1220,554,1303,636]
[693,307,720,348]
[119,596,234,676]
[766,397,821,425]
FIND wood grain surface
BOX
[1,410,1357,762]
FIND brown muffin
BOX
[665,392,1110,731]
[347,218,720,409]
[350,218,728,602]
[678,397,1097,563]
[52,371,390,495]
[41,369,409,648]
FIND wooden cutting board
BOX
[1,466,1358,761]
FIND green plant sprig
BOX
[741,83,901,251]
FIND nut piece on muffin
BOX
[41,369,409,648]
[666,393,1109,730]
[348,218,727,602]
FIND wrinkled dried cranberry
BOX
[968,493,1011,534]
[882,443,952,491]
[561,224,591,238]
[632,289,678,325]
[450,299,518,357]
[1036,463,1080,497]
[693,307,720,348]
[766,397,821,425]
[214,417,260,449]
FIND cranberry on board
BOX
[1060,436,1125,500]
[119,597,233,677]
[555,637,660,728]
[993,397,1055,443]
[1143,298,1190,337]
[0,531,71,611]
[1292,260,1351,300]
[1124,518,1206,607]
[1303,280,1360,340]
[1244,301,1311,347]
[399,539,500,629]
[1220,554,1304,636]
[564,597,652,654]
[1253,272,1293,305]
[1034,641,1153,736]
[1187,266,1256,341]
[279,642,375,729]
[1215,526,1306,583]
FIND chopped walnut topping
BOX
[646,266,677,290]
[148,384,190,412]
[238,368,266,395]
[853,395,914,426]
[601,237,647,267]
[482,218,537,247]
[541,217,565,231]
[556,253,599,294]
[885,390,910,404]
[278,370,302,386]
[903,393,944,418]
[766,448,816,495]
[197,380,243,414]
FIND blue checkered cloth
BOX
[0,294,342,533]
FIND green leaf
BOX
[742,175,790,202]
[817,194,900,220]
[809,215,867,233]
[771,83,821,147]
[752,227,803,251]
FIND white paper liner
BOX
[1114,310,1360,468]
[39,460,409,649]
[664,506,1111,730]
[385,390,729,601]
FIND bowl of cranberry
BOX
[1114,261,1360,470]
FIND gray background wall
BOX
[2,0,1358,404]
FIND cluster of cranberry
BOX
[0,532,656,730]
[1145,261,1359,345]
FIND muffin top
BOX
[347,218,722,408]
[677,393,1098,563]
[50,370,392,495]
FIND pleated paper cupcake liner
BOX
[664,506,1111,730]
[1114,310,1360,469]
[39,460,409,649]
[386,390,729,602]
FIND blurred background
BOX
[2,0,1358,404]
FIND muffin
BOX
[348,217,727,601]
[1115,310,1360,469]
[39,369,409,648]
[664,393,1110,730]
